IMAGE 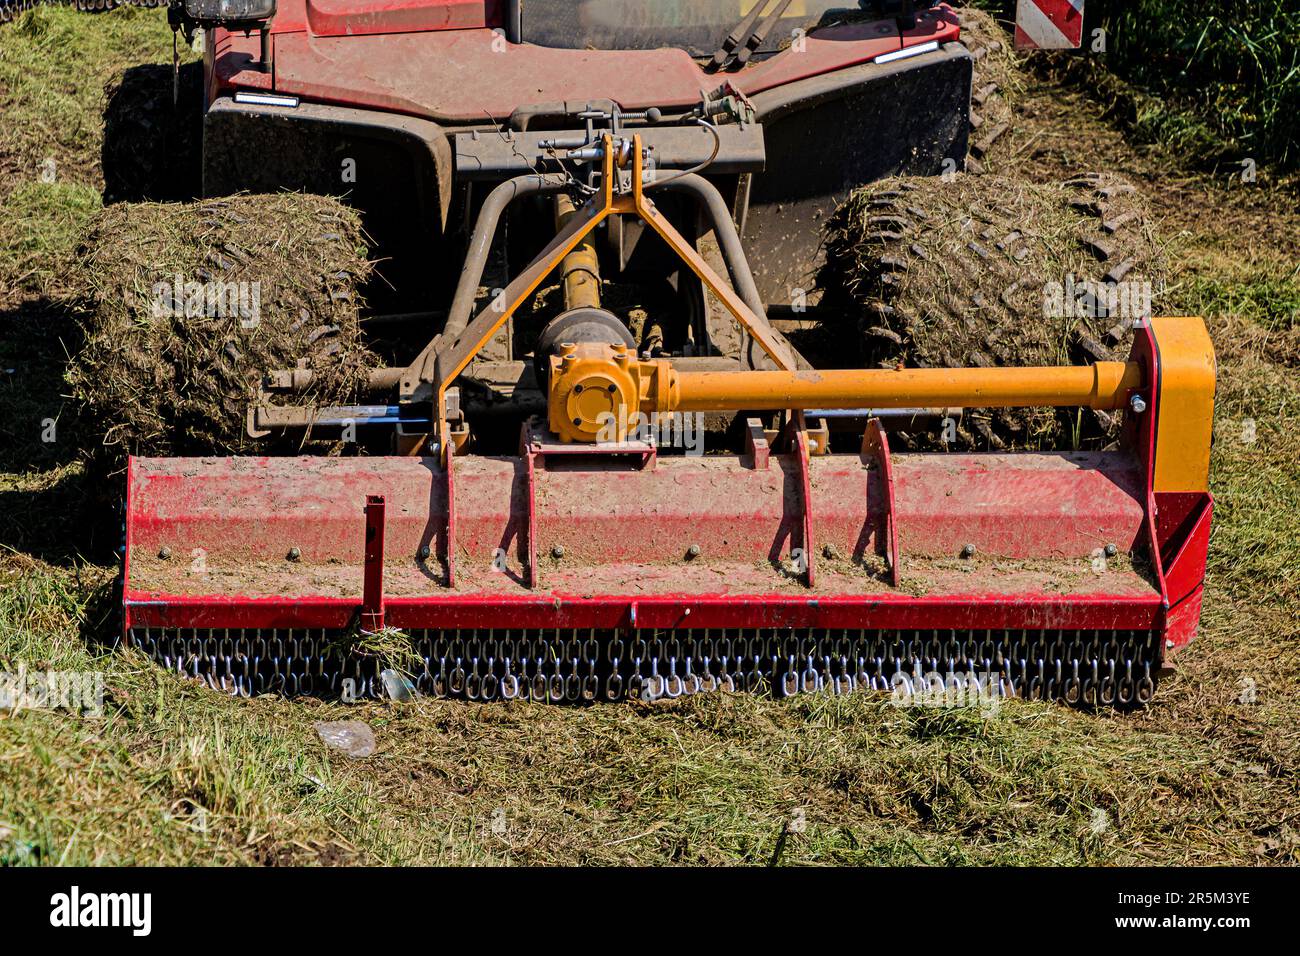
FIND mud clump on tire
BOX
[821,171,1167,448]
[67,193,378,471]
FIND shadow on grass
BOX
[77,568,122,651]
[101,61,203,205]
[0,298,81,473]
[0,297,121,567]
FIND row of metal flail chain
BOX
[133,628,1160,706]
[0,0,163,24]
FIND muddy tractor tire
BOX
[958,6,1020,175]
[68,194,378,474]
[822,170,1166,448]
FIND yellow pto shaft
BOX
[669,362,1143,413]
[547,342,1145,444]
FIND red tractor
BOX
[122,0,1216,705]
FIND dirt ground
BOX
[0,7,1296,866]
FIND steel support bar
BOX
[791,417,815,587]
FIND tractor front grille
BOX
[130,627,1161,708]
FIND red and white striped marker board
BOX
[1014,0,1086,50]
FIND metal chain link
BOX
[1,0,167,24]
[131,627,1161,707]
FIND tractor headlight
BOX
[181,0,276,27]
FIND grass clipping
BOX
[67,193,378,466]
[822,172,1167,446]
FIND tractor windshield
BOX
[519,0,881,57]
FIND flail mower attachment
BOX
[123,137,1216,706]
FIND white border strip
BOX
[234,91,301,109]
[875,40,941,65]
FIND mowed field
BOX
[0,7,1296,865]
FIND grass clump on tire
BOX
[67,193,379,471]
[821,170,1167,448]
[956,5,1022,174]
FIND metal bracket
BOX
[444,429,458,588]
[744,417,771,470]
[520,420,657,590]
[791,414,816,588]
[361,495,387,631]
[806,416,830,456]
[862,418,901,587]
[523,428,539,589]
[409,134,795,458]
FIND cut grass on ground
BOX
[0,181,101,302]
[0,6,184,191]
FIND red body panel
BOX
[123,449,1167,633]
[305,0,499,37]
[210,1,961,122]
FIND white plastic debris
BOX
[314,720,376,758]
[380,669,417,701]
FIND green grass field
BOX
[0,6,1296,866]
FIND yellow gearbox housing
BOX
[547,343,678,443]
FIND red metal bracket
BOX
[519,421,658,591]
[522,425,539,589]
[791,415,816,588]
[524,421,657,469]
[361,494,387,632]
[862,418,901,587]
[444,441,458,588]
[744,417,771,470]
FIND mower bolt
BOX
[686,544,701,560]
[1104,543,1119,558]
[1165,640,1175,650]
[961,543,977,559]
[574,384,584,393]
[287,547,301,562]
[158,547,172,560]
[551,545,565,559]
[417,545,431,560]
[1130,394,1148,414]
